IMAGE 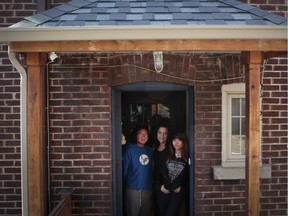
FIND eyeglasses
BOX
[138,134,148,138]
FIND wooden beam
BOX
[26,52,47,216]
[10,39,287,52]
[244,51,261,216]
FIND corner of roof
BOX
[10,0,96,27]
[220,0,287,25]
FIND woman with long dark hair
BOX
[153,125,171,216]
[157,133,189,216]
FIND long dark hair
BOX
[168,132,189,163]
[153,124,170,150]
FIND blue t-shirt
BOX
[123,143,153,190]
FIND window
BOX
[213,83,270,179]
[222,83,246,167]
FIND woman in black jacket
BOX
[153,125,171,216]
[157,133,189,216]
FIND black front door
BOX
[112,82,194,216]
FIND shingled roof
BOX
[11,0,287,28]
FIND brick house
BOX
[0,0,287,216]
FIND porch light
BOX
[153,51,163,73]
[49,52,58,62]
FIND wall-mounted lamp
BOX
[49,52,58,62]
[153,51,163,73]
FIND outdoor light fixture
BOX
[153,51,163,73]
[48,52,58,62]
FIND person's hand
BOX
[161,185,170,194]
[173,186,181,193]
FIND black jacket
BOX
[162,157,188,193]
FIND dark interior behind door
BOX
[121,91,187,215]
[122,91,186,144]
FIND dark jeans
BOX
[156,190,184,216]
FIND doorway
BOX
[122,91,186,145]
[112,82,194,216]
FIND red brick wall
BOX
[48,54,113,214]
[0,47,22,215]
[0,0,36,214]
[0,0,287,216]
[260,57,288,216]
[240,0,287,17]
[47,53,287,216]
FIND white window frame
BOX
[222,83,246,167]
[215,83,268,179]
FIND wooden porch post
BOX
[26,52,47,216]
[243,51,262,216]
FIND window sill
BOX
[212,164,271,180]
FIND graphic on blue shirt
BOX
[123,143,153,190]
[139,154,149,165]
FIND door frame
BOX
[112,82,194,216]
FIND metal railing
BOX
[48,188,74,216]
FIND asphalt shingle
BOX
[265,13,287,24]
[99,20,116,25]
[245,20,267,25]
[182,2,200,7]
[233,3,255,11]
[60,14,77,21]
[173,13,194,20]
[55,4,78,12]
[146,7,167,13]
[26,13,51,25]
[9,0,287,27]
[181,8,200,13]
[118,7,131,13]
[67,0,92,8]
[142,13,154,20]
[168,7,181,13]
[76,14,96,21]
[132,20,150,25]
[72,9,92,14]
[212,13,234,20]
[154,14,173,20]
[41,8,66,18]
[110,13,126,21]
[115,2,130,7]
[127,14,143,21]
[97,2,115,8]
[96,14,110,21]
[219,8,238,13]
[193,14,214,20]
[131,8,146,13]
[199,6,220,13]
[60,21,85,26]
[91,8,107,13]
[231,14,253,20]
[249,8,270,17]
[171,20,188,25]
[206,20,226,25]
